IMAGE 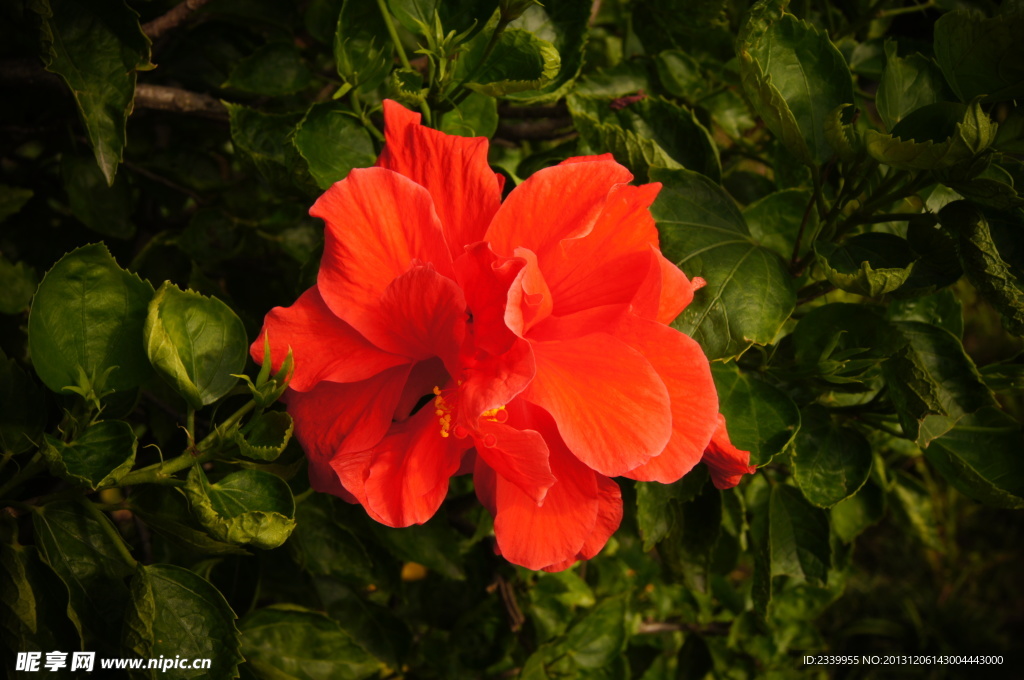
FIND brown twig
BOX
[134,83,227,120]
[142,0,212,40]
[495,117,575,141]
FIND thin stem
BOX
[186,406,196,443]
[83,500,138,569]
[450,17,510,107]
[374,0,432,124]
[880,1,935,18]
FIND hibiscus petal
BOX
[484,158,633,265]
[505,247,553,337]
[631,246,703,325]
[363,264,468,371]
[474,419,554,505]
[314,167,453,336]
[378,100,503,254]
[251,286,407,391]
[541,473,623,572]
[486,443,600,571]
[702,414,757,490]
[614,317,719,483]
[523,333,672,477]
[363,405,471,527]
[452,242,525,356]
[544,183,661,316]
[458,336,535,427]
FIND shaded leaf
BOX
[503,0,590,104]
[124,564,243,679]
[0,184,33,223]
[711,363,799,466]
[42,419,136,490]
[227,103,316,194]
[144,281,248,409]
[934,9,1024,102]
[792,405,872,507]
[742,188,812,260]
[769,484,830,585]
[368,510,465,580]
[0,351,45,454]
[62,152,134,239]
[466,27,560,97]
[815,232,917,298]
[185,467,297,550]
[659,482,722,592]
[888,289,963,338]
[290,495,376,587]
[234,411,293,461]
[226,42,314,95]
[877,40,954,131]
[0,255,37,315]
[830,478,886,543]
[865,100,997,171]
[335,0,393,91]
[636,466,708,551]
[28,243,154,394]
[652,166,796,360]
[564,596,627,668]
[439,92,498,138]
[132,490,251,557]
[294,101,377,190]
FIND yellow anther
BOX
[481,405,507,422]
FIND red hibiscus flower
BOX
[253,100,754,571]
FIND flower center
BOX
[432,385,507,440]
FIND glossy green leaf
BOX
[387,0,499,37]
[636,466,708,551]
[503,0,590,104]
[144,282,248,409]
[440,92,499,138]
[227,103,316,194]
[769,484,830,585]
[466,27,560,97]
[132,490,251,557]
[934,9,1024,102]
[889,472,941,550]
[335,0,393,90]
[711,363,799,466]
[124,564,243,679]
[233,411,294,461]
[830,478,886,543]
[289,495,376,587]
[742,188,812,260]
[938,201,1024,336]
[37,0,151,185]
[42,420,136,490]
[240,606,382,680]
[0,255,37,315]
[793,303,897,373]
[28,243,154,394]
[738,0,854,165]
[865,100,997,171]
[877,40,954,131]
[792,405,872,507]
[652,166,796,360]
[185,467,297,550]
[569,94,721,182]
[655,49,706,101]
[882,321,996,446]
[314,579,411,670]
[564,596,627,668]
[294,101,376,190]
[815,233,917,298]
[226,42,314,95]
[924,407,1024,509]
[0,184,33,223]
[62,152,134,239]
[888,289,963,338]
[0,351,44,455]
[32,500,134,647]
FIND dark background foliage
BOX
[2,0,1023,678]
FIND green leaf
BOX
[28,243,154,394]
[388,0,499,37]
[32,500,134,647]
[42,420,137,490]
[124,564,243,679]
[294,102,375,189]
[659,482,722,592]
[502,0,590,104]
[564,596,628,669]
[368,510,465,580]
[37,0,151,185]
[792,405,872,507]
[738,0,854,166]
[651,166,796,360]
[185,467,297,550]
[769,484,830,585]
[466,27,560,97]
[889,472,941,550]
[440,92,499,138]
[144,281,248,409]
[711,363,799,466]
[0,351,45,455]
[132,490,251,556]
[227,103,317,194]
[234,411,294,461]
[864,100,997,171]
[226,42,314,95]
[636,466,708,551]
[882,321,996,446]
[830,478,885,543]
[655,49,707,101]
[61,152,135,239]
[815,232,918,298]
[240,606,383,680]
[938,201,1024,336]
[888,289,963,339]
[0,255,37,315]
[742,188,813,260]
[335,0,393,91]
[924,407,1024,509]
[289,495,376,587]
[934,9,1024,102]
[568,94,721,182]
[897,214,963,297]
[314,579,411,670]
[793,303,898,375]
[0,184,33,223]
[877,40,954,131]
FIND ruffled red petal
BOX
[702,414,757,490]
[541,474,623,572]
[378,100,503,255]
